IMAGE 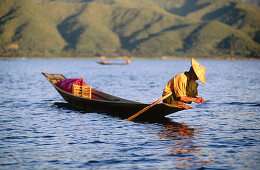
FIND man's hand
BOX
[177,101,192,109]
[194,97,204,104]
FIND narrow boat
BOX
[42,73,186,120]
[96,58,130,65]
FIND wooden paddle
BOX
[125,92,172,121]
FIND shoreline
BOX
[0,56,259,60]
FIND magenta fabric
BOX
[55,78,87,93]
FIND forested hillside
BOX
[241,0,260,6]
[0,0,259,58]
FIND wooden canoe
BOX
[96,58,130,65]
[42,73,186,120]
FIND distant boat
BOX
[97,58,130,65]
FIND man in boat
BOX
[162,58,206,109]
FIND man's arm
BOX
[176,96,204,109]
[180,96,204,104]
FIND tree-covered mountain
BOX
[0,0,259,58]
[241,0,260,6]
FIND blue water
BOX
[0,59,259,169]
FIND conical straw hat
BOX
[191,58,206,84]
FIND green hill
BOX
[0,0,259,58]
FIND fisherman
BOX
[162,58,206,109]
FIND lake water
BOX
[0,59,259,169]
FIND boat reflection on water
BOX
[52,102,213,168]
[138,117,214,169]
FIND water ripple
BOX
[0,59,259,169]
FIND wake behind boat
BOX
[42,73,186,120]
